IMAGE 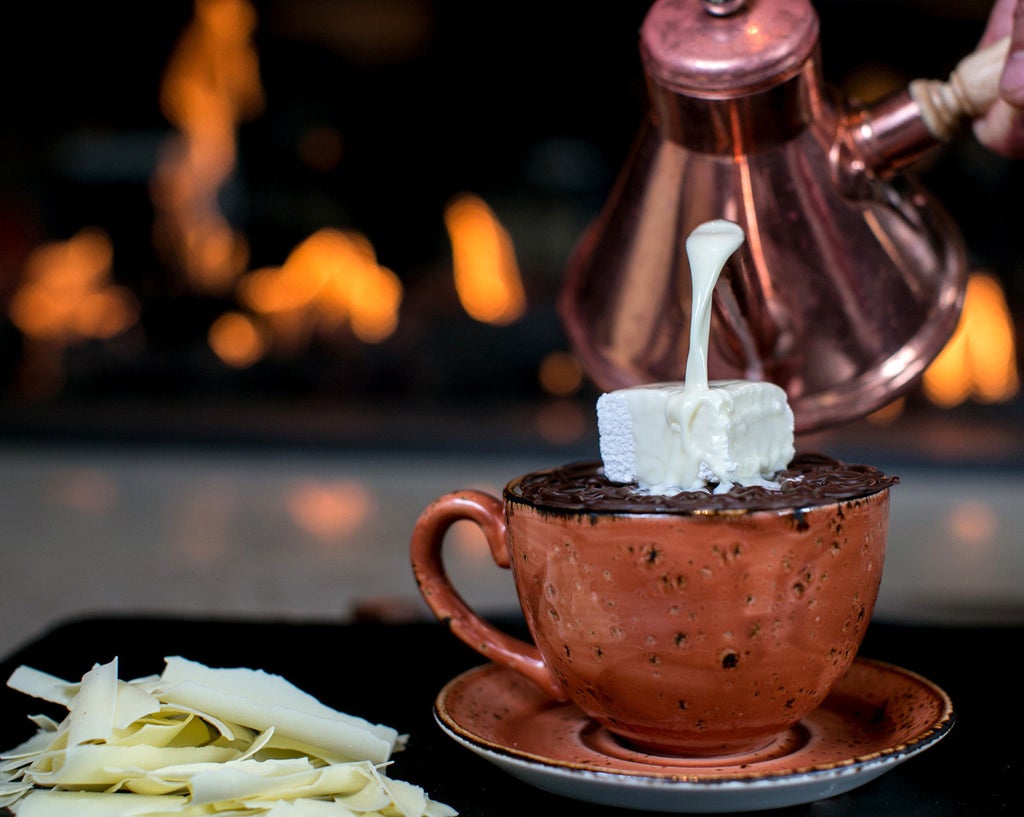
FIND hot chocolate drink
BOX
[511,453,897,514]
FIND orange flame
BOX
[444,193,526,325]
[151,0,264,294]
[208,311,269,368]
[232,228,402,362]
[538,350,584,396]
[151,0,408,370]
[923,272,1019,407]
[9,228,138,344]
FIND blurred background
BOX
[0,0,1020,459]
[0,0,1021,655]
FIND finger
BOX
[1000,0,1024,105]
[973,99,1024,157]
[980,0,1019,45]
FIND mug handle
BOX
[410,490,566,700]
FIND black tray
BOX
[0,615,1019,815]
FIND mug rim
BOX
[503,458,895,518]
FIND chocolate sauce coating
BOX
[507,453,897,514]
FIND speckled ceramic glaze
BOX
[411,461,891,756]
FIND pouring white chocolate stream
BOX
[597,220,795,493]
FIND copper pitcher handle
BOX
[910,35,1012,141]
[409,490,566,700]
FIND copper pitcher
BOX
[559,0,1010,434]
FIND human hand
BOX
[973,0,1024,156]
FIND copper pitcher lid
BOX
[641,0,818,94]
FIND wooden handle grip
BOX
[909,36,1011,141]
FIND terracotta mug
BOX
[410,459,892,756]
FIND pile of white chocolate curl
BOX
[0,656,456,817]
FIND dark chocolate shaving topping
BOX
[507,453,898,514]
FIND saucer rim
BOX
[434,657,955,784]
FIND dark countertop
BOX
[0,614,1019,816]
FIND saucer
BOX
[434,658,954,813]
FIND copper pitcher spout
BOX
[559,0,1003,434]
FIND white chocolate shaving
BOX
[6,666,78,707]
[2,790,189,817]
[158,657,400,756]
[0,657,457,817]
[66,659,119,748]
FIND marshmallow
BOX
[597,380,795,493]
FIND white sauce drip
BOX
[683,220,745,389]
